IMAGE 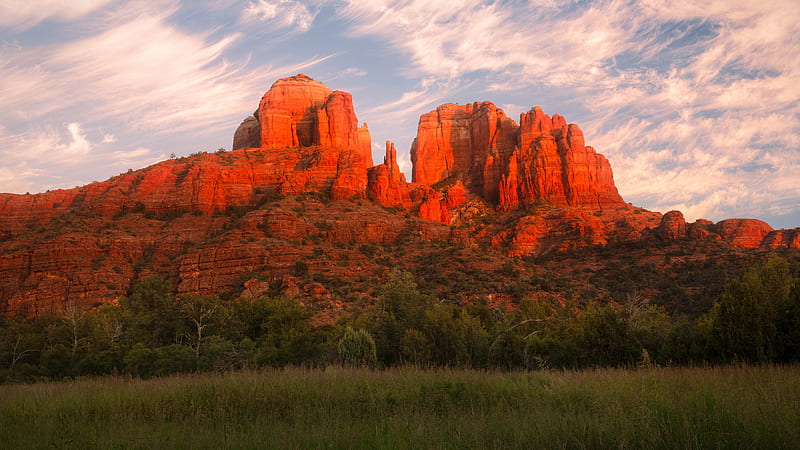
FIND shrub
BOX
[338,326,377,367]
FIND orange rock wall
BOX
[410,103,624,210]
[256,75,373,166]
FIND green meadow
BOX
[1,365,798,449]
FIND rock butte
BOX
[0,74,797,317]
[410,102,624,210]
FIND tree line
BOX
[1,257,798,381]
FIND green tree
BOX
[197,336,237,372]
[709,257,797,362]
[0,318,44,377]
[371,268,434,365]
[238,296,321,367]
[775,284,800,362]
[119,275,181,349]
[420,303,488,367]
[579,303,640,366]
[400,329,433,366]
[40,344,74,378]
[337,326,377,367]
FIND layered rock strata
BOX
[1,74,798,319]
[233,74,372,165]
[410,103,625,210]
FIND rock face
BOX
[368,141,411,208]
[232,114,261,150]
[256,74,372,166]
[2,74,799,319]
[653,214,800,251]
[258,74,332,148]
[656,211,688,240]
[715,219,774,249]
[761,228,800,249]
[410,103,625,210]
[410,102,519,202]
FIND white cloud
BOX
[0,0,115,29]
[242,0,316,31]
[500,104,527,122]
[0,122,95,193]
[0,1,333,195]
[341,67,367,77]
[335,0,800,224]
[108,147,164,170]
[1,4,331,134]
[0,122,91,165]
[0,56,58,120]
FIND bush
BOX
[338,326,377,367]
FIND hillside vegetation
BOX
[1,257,798,381]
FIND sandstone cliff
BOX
[1,74,798,319]
[410,103,625,210]
[233,74,372,166]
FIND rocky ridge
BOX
[0,74,797,318]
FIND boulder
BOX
[656,211,687,240]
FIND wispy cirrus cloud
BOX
[0,122,96,192]
[0,0,115,29]
[334,0,800,225]
[0,0,332,194]
[2,1,330,132]
[241,0,317,32]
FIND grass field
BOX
[1,365,798,449]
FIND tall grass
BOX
[1,365,798,448]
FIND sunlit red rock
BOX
[410,102,518,202]
[367,141,411,208]
[1,75,799,319]
[256,74,372,165]
[656,211,688,240]
[760,228,800,249]
[258,74,332,148]
[411,102,624,211]
[315,90,373,166]
[687,219,716,241]
[715,218,774,248]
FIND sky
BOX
[1,0,798,228]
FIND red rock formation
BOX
[761,228,800,249]
[259,74,332,148]
[518,106,566,150]
[499,121,624,210]
[367,141,411,208]
[383,141,405,183]
[411,102,624,211]
[656,211,687,240]
[2,75,799,319]
[315,91,373,166]
[0,146,368,242]
[331,149,368,201]
[687,219,716,241]
[490,206,662,257]
[715,219,774,248]
[257,74,372,166]
[413,182,469,224]
[410,102,518,202]
[232,114,261,150]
